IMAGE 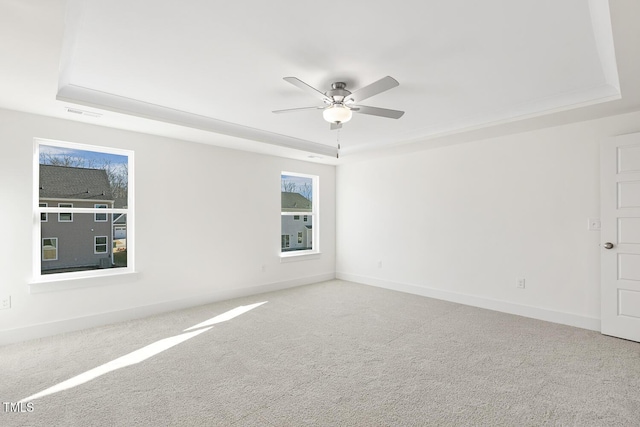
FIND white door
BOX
[601,133,640,342]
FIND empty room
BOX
[1,0,639,425]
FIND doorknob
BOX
[603,242,614,249]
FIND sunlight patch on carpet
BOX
[20,301,268,402]
[183,301,268,331]
[20,327,212,402]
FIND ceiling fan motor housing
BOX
[325,82,352,103]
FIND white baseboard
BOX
[0,272,335,346]
[337,272,601,332]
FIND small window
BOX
[281,235,290,249]
[39,203,47,222]
[94,236,108,254]
[58,203,73,222]
[94,204,108,222]
[42,238,58,261]
[281,172,318,255]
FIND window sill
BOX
[280,251,321,263]
[29,269,138,294]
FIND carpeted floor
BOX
[1,280,639,426]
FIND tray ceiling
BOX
[2,0,639,163]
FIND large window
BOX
[281,172,318,255]
[34,138,134,281]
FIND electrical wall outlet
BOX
[0,295,11,310]
[516,278,526,289]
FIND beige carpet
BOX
[1,280,639,426]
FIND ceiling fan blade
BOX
[283,77,331,102]
[346,76,399,103]
[352,105,405,119]
[330,122,342,131]
[272,106,324,114]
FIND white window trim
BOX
[39,202,48,222]
[33,137,135,286]
[42,237,58,261]
[280,171,319,259]
[58,203,73,222]
[94,204,108,222]
[94,235,108,254]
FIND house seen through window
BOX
[281,172,317,254]
[35,139,133,280]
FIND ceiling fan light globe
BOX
[323,105,352,124]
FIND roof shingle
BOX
[281,192,312,212]
[40,164,113,201]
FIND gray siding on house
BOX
[40,200,113,272]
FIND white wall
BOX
[5,107,640,343]
[0,108,336,344]
[337,111,640,330]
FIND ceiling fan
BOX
[273,76,404,130]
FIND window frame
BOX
[33,138,135,285]
[94,203,108,222]
[94,236,108,254]
[58,203,73,222]
[42,237,58,261]
[280,171,319,259]
[39,202,48,222]
[281,234,290,249]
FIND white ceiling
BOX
[1,0,640,164]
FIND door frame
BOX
[600,133,640,342]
